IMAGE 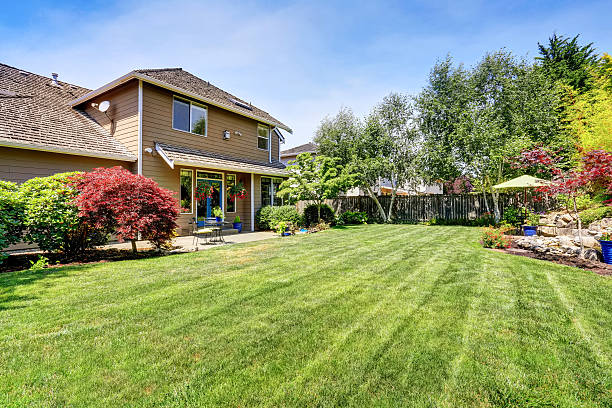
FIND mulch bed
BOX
[491,242,612,277]
[0,248,180,274]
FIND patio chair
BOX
[203,217,225,243]
[191,218,214,248]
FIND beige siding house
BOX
[0,63,291,233]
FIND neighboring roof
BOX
[493,175,550,189]
[0,63,136,161]
[280,142,318,157]
[70,68,292,133]
[155,143,288,177]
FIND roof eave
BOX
[0,139,137,162]
[69,72,293,134]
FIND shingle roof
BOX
[156,142,287,176]
[0,64,136,161]
[134,68,291,132]
[281,142,318,157]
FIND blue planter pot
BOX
[282,232,291,236]
[233,222,242,233]
[600,240,612,265]
[215,216,222,222]
[523,225,537,236]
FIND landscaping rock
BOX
[584,248,603,262]
[539,226,557,237]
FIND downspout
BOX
[268,127,272,163]
[137,80,143,176]
[251,173,255,232]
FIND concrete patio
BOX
[102,231,279,253]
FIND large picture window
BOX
[173,97,208,136]
[180,169,193,213]
[261,177,283,207]
[257,124,269,150]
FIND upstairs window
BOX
[173,97,207,136]
[257,124,269,150]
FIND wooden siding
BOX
[83,80,139,156]
[141,82,280,164]
[0,146,131,184]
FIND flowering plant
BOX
[228,181,248,202]
[195,182,214,201]
[601,232,612,241]
[480,226,512,249]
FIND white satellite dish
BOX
[98,100,111,113]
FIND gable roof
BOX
[70,68,292,133]
[281,142,318,157]
[0,63,136,161]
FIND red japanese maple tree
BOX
[72,167,179,252]
[516,148,612,256]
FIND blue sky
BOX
[2,0,611,148]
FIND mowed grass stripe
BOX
[1,225,611,407]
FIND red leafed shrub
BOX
[72,167,179,251]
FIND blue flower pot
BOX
[282,232,291,236]
[523,225,537,236]
[215,216,222,222]
[600,240,612,265]
[233,222,242,233]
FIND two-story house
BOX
[0,63,291,234]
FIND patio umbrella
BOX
[493,175,550,208]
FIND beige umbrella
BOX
[493,175,550,208]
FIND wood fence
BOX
[297,194,558,223]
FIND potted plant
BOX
[599,231,612,265]
[212,206,223,222]
[277,221,291,236]
[233,215,242,233]
[522,211,540,236]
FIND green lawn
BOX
[1,225,611,407]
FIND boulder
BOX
[583,248,603,262]
[539,226,557,237]
[572,236,600,249]
[561,213,574,223]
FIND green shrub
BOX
[558,194,595,211]
[501,206,524,227]
[256,205,302,230]
[19,172,108,255]
[304,204,335,227]
[580,206,612,226]
[0,180,25,262]
[337,211,368,225]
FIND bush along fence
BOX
[297,194,558,224]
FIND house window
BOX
[261,177,283,206]
[226,174,236,213]
[180,169,193,213]
[257,124,269,150]
[173,97,207,136]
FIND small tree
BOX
[277,153,351,223]
[19,172,108,256]
[73,167,180,252]
[0,181,25,262]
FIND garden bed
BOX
[493,241,612,277]
[0,248,174,273]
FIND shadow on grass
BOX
[0,267,71,311]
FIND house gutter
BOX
[0,139,137,162]
[69,72,293,134]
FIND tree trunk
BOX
[317,201,321,224]
[365,185,387,223]
[492,190,501,223]
[131,239,138,254]
[573,196,584,258]
[388,178,397,223]
[482,181,490,213]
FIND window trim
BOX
[195,169,225,215]
[172,96,208,137]
[257,124,269,151]
[179,168,194,214]
[226,173,237,213]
